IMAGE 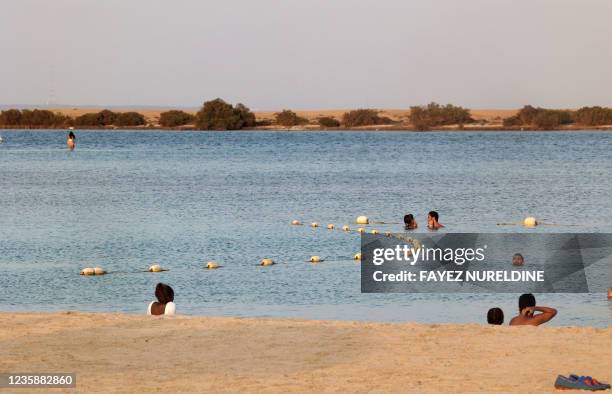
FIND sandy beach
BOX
[0,312,609,393]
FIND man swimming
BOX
[427,211,444,230]
[404,214,418,230]
[509,293,557,326]
[512,253,524,266]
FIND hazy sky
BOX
[1,0,611,109]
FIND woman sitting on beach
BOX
[147,283,176,316]
[404,214,418,230]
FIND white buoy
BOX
[260,258,275,266]
[205,261,220,269]
[353,253,362,261]
[291,220,301,225]
[148,264,163,272]
[342,225,350,231]
[356,216,369,225]
[309,255,321,263]
[523,217,538,227]
[310,222,319,228]
[80,267,95,275]
[327,224,335,230]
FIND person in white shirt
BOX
[147,283,176,316]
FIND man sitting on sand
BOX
[427,211,444,230]
[509,293,557,326]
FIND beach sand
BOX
[0,312,609,393]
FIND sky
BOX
[1,0,611,110]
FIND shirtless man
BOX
[427,211,444,230]
[509,293,557,326]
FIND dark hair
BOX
[487,307,504,325]
[155,283,174,304]
[68,131,75,140]
[428,211,439,221]
[518,293,536,312]
[404,214,415,226]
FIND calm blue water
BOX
[0,130,610,327]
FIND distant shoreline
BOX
[1,106,612,131]
[2,125,612,132]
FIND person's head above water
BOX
[518,293,536,312]
[404,214,417,229]
[512,253,524,266]
[155,283,174,304]
[487,307,504,325]
[427,211,443,229]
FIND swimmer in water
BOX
[427,211,444,230]
[404,214,418,230]
[512,253,525,266]
[67,131,76,150]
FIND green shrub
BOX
[115,112,146,126]
[0,109,72,127]
[75,110,117,126]
[573,106,612,126]
[342,109,390,127]
[318,116,340,128]
[159,110,195,127]
[409,103,473,130]
[195,98,255,130]
[0,109,22,125]
[503,105,573,129]
[274,110,308,126]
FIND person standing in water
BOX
[67,131,76,150]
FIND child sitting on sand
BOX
[509,293,556,326]
[148,283,176,316]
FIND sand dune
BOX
[0,312,609,393]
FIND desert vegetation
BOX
[195,98,256,130]
[409,102,473,130]
[341,109,392,127]
[572,106,612,126]
[318,116,340,128]
[0,109,72,128]
[274,110,308,126]
[2,102,612,130]
[159,110,195,127]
